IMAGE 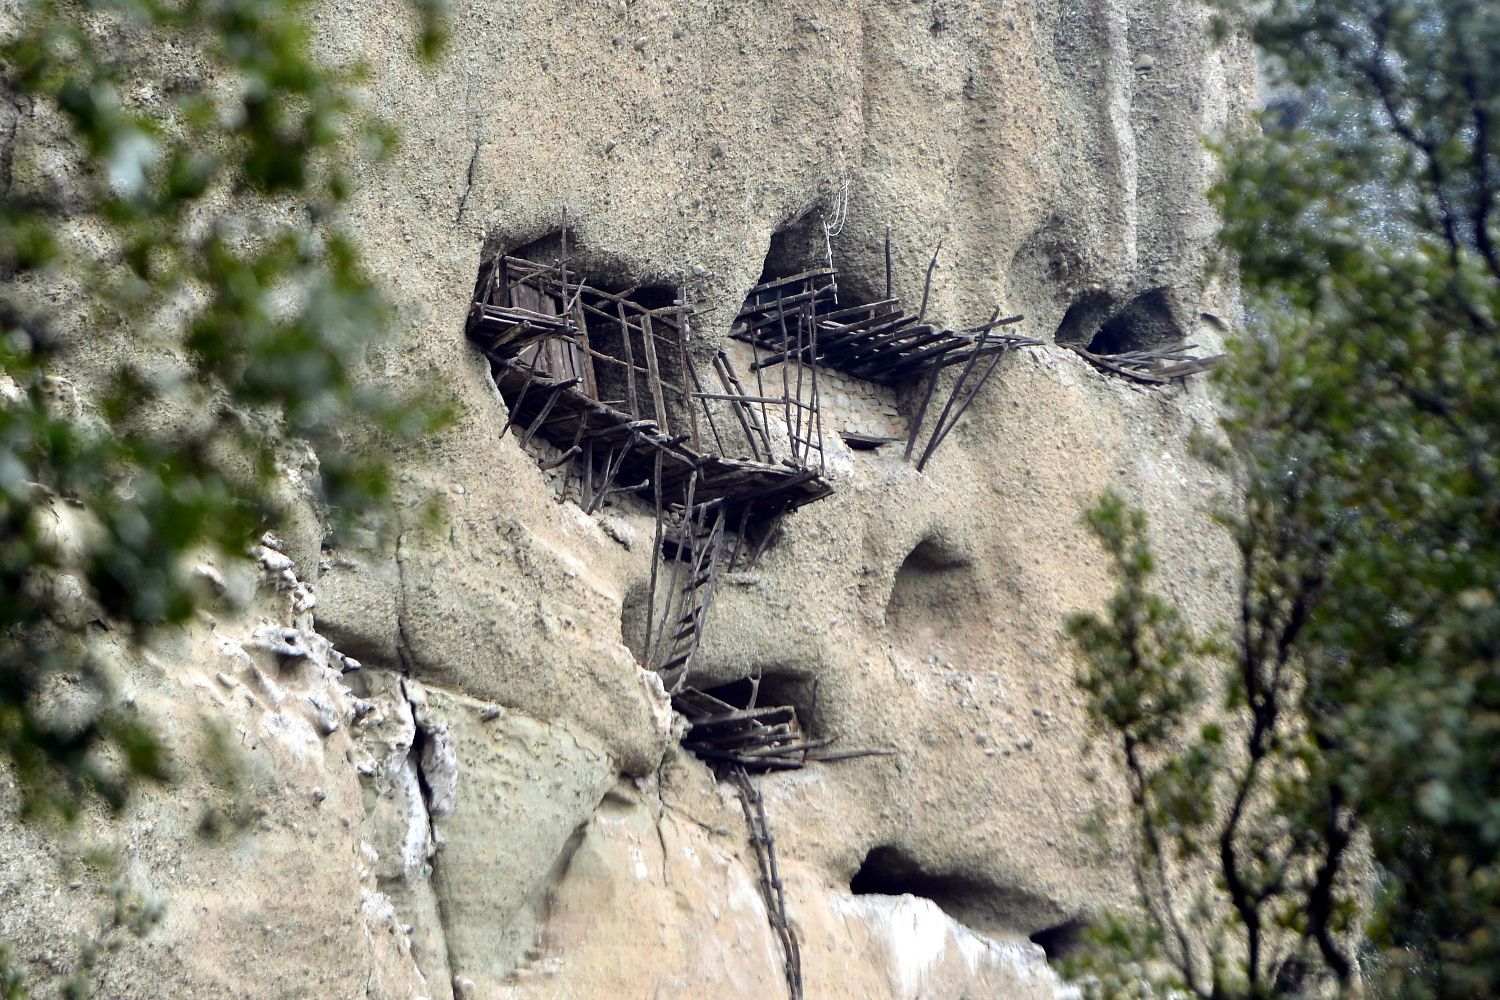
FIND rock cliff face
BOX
[0,1,1255,998]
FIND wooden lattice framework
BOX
[466,254,833,523]
[730,256,1043,471]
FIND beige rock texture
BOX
[0,0,1257,998]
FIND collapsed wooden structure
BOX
[468,249,1225,699]
[670,682,895,773]
[465,241,1223,1000]
[466,248,1057,696]
[1067,343,1225,384]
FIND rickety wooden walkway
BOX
[487,361,832,520]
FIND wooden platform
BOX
[730,269,1036,385]
[466,253,834,522]
[490,357,832,521]
[1066,343,1225,384]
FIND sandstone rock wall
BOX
[1,1,1255,997]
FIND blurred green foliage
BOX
[1063,0,1499,997]
[0,0,445,989]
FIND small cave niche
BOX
[1086,288,1182,355]
[850,846,1078,945]
[1056,287,1184,356]
[849,846,993,925]
[1053,290,1116,347]
[884,535,979,640]
[699,673,819,735]
[759,209,833,284]
[620,578,651,667]
[753,204,892,304]
[1029,918,1087,962]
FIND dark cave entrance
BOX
[1029,918,1087,961]
[1085,287,1181,355]
[849,844,1082,951]
[1055,287,1184,355]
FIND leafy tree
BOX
[0,0,445,991]
[1063,0,1499,997]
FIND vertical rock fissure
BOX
[454,138,480,224]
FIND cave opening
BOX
[1054,287,1185,356]
[1029,918,1087,961]
[699,672,820,736]
[1053,290,1116,347]
[758,209,833,284]
[849,845,988,917]
[850,845,1079,947]
[1085,287,1181,355]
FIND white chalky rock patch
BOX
[830,893,1068,1000]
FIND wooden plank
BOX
[1148,355,1224,378]
[840,432,902,450]
[739,267,837,300]
[675,314,702,451]
[640,314,672,434]
[573,294,598,399]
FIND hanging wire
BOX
[820,180,851,305]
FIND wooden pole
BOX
[641,314,671,435]
[675,306,702,451]
[617,301,641,418]
[884,225,892,300]
[917,242,941,325]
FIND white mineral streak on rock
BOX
[830,893,1066,1000]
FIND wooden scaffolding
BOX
[467,254,833,523]
[729,253,1042,472]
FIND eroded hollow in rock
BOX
[1029,918,1087,961]
[850,845,1070,942]
[849,846,1000,930]
[1055,286,1185,356]
[884,536,979,644]
[759,208,833,283]
[1053,290,1116,347]
[1086,288,1181,355]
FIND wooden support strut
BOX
[918,330,1013,471]
[712,354,765,462]
[675,303,702,451]
[521,378,581,448]
[914,309,996,468]
[641,314,671,435]
[884,224,893,300]
[615,301,637,419]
